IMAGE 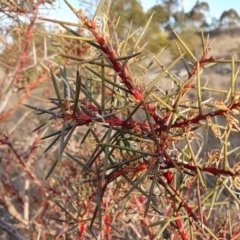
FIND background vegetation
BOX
[0,0,240,239]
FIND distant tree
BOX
[146,4,169,28]
[219,9,240,29]
[185,1,209,28]
[159,0,179,20]
[157,0,180,30]
[108,0,169,53]
[172,10,185,30]
[108,0,147,34]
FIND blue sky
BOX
[46,0,240,24]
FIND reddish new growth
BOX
[77,9,143,101]
[23,7,240,240]
[51,11,240,239]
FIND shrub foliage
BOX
[1,0,240,239]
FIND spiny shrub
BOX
[27,0,240,239]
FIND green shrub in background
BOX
[26,0,240,239]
